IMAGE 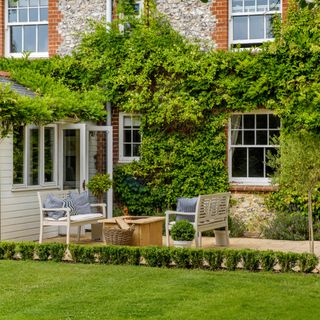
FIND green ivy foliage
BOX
[0,0,319,213]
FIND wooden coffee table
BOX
[99,216,165,246]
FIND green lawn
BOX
[1,261,320,320]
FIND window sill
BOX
[11,185,60,193]
[118,157,140,163]
[6,52,49,59]
[229,184,278,193]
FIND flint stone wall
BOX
[57,0,107,56]
[156,0,216,47]
[230,193,275,236]
[57,0,216,55]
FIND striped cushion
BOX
[63,196,78,215]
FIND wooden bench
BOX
[165,192,231,247]
[38,190,106,245]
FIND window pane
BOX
[40,7,48,21]
[132,130,141,143]
[244,130,255,145]
[24,25,36,52]
[256,130,268,145]
[249,148,264,177]
[124,130,131,143]
[233,16,248,41]
[231,115,242,129]
[269,0,280,11]
[269,130,280,144]
[124,144,132,157]
[10,26,22,53]
[18,8,28,22]
[13,127,24,185]
[231,130,242,145]
[269,114,280,128]
[30,0,39,6]
[132,144,140,157]
[28,128,39,185]
[257,0,268,11]
[29,8,38,21]
[38,25,48,52]
[8,9,17,22]
[249,16,264,40]
[44,127,55,183]
[244,0,255,12]
[232,148,247,177]
[19,0,28,7]
[232,0,243,13]
[244,115,254,128]
[9,0,17,8]
[256,114,267,128]
[124,116,132,127]
[266,15,274,38]
[266,147,277,176]
[40,0,48,6]
[132,116,141,126]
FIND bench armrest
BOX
[90,203,107,217]
[165,210,195,217]
[42,208,70,212]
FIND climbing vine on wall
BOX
[0,0,319,213]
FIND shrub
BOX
[276,252,299,272]
[170,220,195,241]
[69,245,96,264]
[0,242,16,260]
[35,244,52,261]
[228,215,246,238]
[171,248,192,268]
[241,250,260,271]
[87,173,112,203]
[16,242,35,260]
[189,249,204,269]
[298,253,318,273]
[142,247,171,267]
[224,249,241,271]
[262,212,309,240]
[203,249,224,270]
[259,250,277,272]
[49,243,66,262]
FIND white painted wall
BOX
[0,136,58,241]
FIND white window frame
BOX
[5,0,49,58]
[228,111,280,186]
[13,124,58,188]
[229,0,282,49]
[119,113,141,163]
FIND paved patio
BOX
[46,233,320,257]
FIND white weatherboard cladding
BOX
[0,137,58,241]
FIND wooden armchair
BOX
[165,192,231,247]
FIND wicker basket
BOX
[104,225,135,246]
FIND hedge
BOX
[0,241,318,273]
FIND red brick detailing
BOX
[48,0,63,56]
[0,71,11,77]
[0,1,4,56]
[229,185,278,193]
[282,0,289,21]
[211,0,229,50]
[112,107,120,165]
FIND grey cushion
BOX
[176,197,198,222]
[69,191,91,215]
[44,194,65,220]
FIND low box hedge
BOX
[0,241,318,273]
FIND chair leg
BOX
[195,232,199,248]
[199,232,202,247]
[165,215,170,247]
[77,226,81,242]
[66,224,70,245]
[39,224,43,244]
